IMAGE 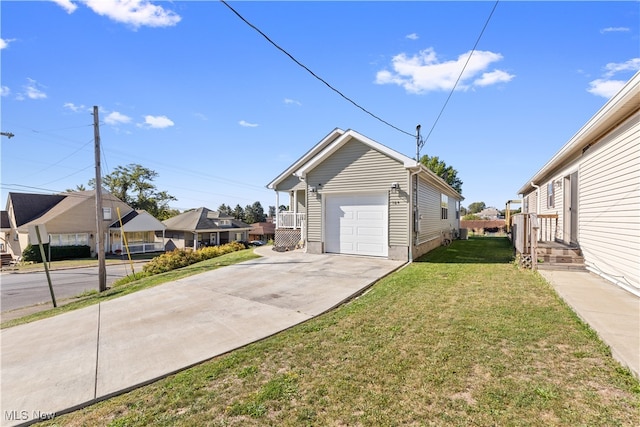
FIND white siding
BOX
[579,111,640,291]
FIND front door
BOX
[563,172,578,245]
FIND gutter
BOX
[530,182,540,214]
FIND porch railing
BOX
[277,212,306,229]
[127,242,165,254]
[512,213,540,269]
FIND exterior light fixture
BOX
[390,182,400,191]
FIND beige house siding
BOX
[305,138,408,247]
[277,174,305,192]
[578,110,640,290]
[416,176,441,244]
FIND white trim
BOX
[518,71,640,195]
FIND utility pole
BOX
[93,106,107,292]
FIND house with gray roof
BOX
[2,190,166,260]
[162,207,251,251]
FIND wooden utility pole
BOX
[93,106,107,292]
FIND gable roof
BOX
[518,71,640,195]
[267,128,462,200]
[109,210,166,232]
[0,211,10,229]
[18,190,130,231]
[162,207,251,231]
[7,192,66,227]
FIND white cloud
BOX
[82,0,181,29]
[194,112,208,121]
[284,98,302,106]
[63,102,87,112]
[1,86,10,97]
[141,115,174,128]
[51,0,78,13]
[474,69,515,87]
[376,47,514,93]
[600,27,630,34]
[239,120,258,128]
[406,33,419,40]
[587,57,640,98]
[23,78,47,100]
[587,79,626,98]
[603,58,640,77]
[105,111,132,125]
[0,38,16,50]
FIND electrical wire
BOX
[422,0,500,146]
[220,0,415,139]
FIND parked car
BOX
[249,240,265,246]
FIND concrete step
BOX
[537,262,587,271]
[540,254,585,264]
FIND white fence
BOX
[277,212,306,229]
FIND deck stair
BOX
[536,242,586,271]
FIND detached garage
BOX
[267,128,463,262]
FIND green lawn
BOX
[39,237,639,426]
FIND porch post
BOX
[293,190,298,215]
[193,232,197,250]
[275,191,280,228]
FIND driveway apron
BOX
[1,248,404,426]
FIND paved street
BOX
[0,263,142,313]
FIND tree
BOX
[268,205,276,218]
[88,164,176,220]
[66,184,87,192]
[244,201,266,224]
[232,204,245,221]
[468,202,486,214]
[419,155,463,194]
[217,203,233,216]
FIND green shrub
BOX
[22,244,92,263]
[142,242,246,275]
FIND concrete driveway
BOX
[1,247,404,426]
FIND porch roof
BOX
[109,210,166,232]
[162,207,251,232]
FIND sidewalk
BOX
[0,248,404,427]
[538,269,640,379]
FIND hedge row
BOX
[22,244,92,263]
[142,242,246,275]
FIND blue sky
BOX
[2,1,639,213]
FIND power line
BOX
[422,0,500,146]
[220,0,415,139]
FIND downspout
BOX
[407,165,422,262]
[530,182,541,214]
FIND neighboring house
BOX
[2,190,166,258]
[162,207,251,251]
[267,128,463,261]
[477,207,501,220]
[249,221,275,243]
[109,209,167,255]
[517,71,639,296]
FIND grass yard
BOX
[39,237,639,426]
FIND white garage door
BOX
[325,194,388,257]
